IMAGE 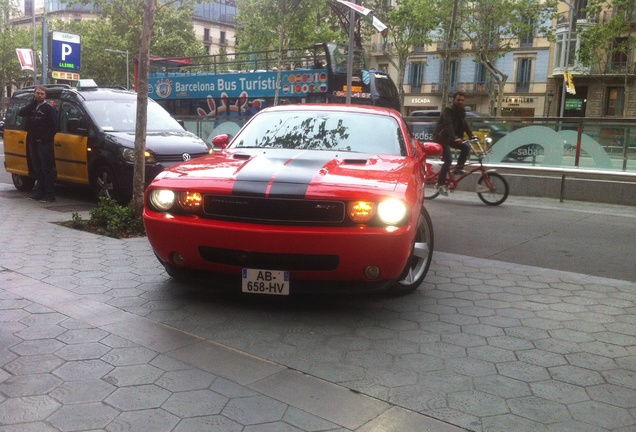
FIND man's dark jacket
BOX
[18,100,58,144]
[432,104,473,145]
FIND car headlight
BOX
[377,199,408,225]
[121,148,157,164]
[177,191,203,211]
[149,189,176,211]
[347,201,377,223]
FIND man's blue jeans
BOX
[437,140,471,186]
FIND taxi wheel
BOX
[388,206,434,296]
[93,165,120,202]
[12,174,35,191]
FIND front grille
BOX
[199,247,339,271]
[154,152,209,163]
[204,194,345,224]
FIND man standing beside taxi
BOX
[18,86,58,202]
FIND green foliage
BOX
[578,0,636,71]
[235,0,341,52]
[64,197,145,238]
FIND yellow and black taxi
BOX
[3,80,211,203]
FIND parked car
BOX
[407,109,511,148]
[3,81,211,203]
[144,104,442,296]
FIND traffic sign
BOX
[50,31,81,73]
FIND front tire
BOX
[388,206,434,296]
[12,174,35,191]
[477,172,509,206]
[93,165,125,204]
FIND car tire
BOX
[388,206,434,296]
[93,165,123,203]
[12,174,35,191]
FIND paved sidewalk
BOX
[1,184,635,432]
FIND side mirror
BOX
[212,134,231,149]
[417,141,443,163]
[67,118,87,135]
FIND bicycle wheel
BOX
[477,172,509,206]
[424,178,440,199]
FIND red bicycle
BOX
[424,138,510,206]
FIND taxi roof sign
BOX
[77,79,98,89]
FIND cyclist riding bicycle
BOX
[432,91,478,196]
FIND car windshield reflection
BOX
[232,111,405,156]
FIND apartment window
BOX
[520,18,534,47]
[442,60,459,90]
[554,31,577,68]
[408,61,425,87]
[605,87,624,117]
[516,58,532,92]
[611,37,629,70]
[204,28,211,42]
[474,63,487,92]
[220,31,227,44]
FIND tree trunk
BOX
[130,0,156,216]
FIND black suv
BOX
[3,82,211,203]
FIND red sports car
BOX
[143,104,442,295]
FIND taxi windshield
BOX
[85,99,183,132]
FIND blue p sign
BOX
[50,31,81,72]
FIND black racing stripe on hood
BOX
[268,155,333,198]
[232,153,288,196]
[231,151,336,198]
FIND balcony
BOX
[605,63,636,75]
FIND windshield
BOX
[232,111,405,156]
[84,98,184,132]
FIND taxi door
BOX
[3,99,31,177]
[54,101,90,184]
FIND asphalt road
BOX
[424,191,635,282]
[2,136,634,283]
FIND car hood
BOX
[107,131,209,154]
[153,148,413,197]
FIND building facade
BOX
[367,0,635,118]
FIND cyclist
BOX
[432,91,477,196]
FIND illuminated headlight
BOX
[347,201,376,223]
[377,199,408,225]
[177,191,203,211]
[485,137,493,145]
[149,189,176,211]
[121,148,157,163]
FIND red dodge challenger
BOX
[143,104,442,296]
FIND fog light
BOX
[364,266,381,280]
[171,252,185,266]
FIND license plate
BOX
[242,268,290,295]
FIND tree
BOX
[365,0,441,111]
[235,0,340,52]
[63,0,205,214]
[578,0,635,117]
[456,0,557,115]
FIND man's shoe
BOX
[39,197,56,203]
[453,168,466,175]
[29,195,45,201]
[435,185,449,196]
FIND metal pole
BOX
[345,5,355,105]
[105,49,130,89]
[559,0,575,118]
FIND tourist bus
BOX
[144,42,400,117]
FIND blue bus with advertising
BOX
[145,42,400,117]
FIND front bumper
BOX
[144,210,417,291]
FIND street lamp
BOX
[105,49,130,89]
[547,89,554,116]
